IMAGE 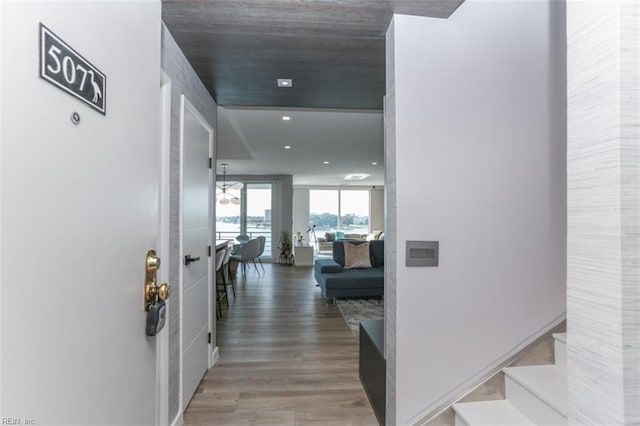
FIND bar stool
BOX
[214,249,227,319]
[222,245,235,298]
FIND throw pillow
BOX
[325,232,335,242]
[336,231,345,240]
[343,241,372,269]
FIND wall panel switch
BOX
[405,241,438,266]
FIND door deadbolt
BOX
[146,251,160,272]
[144,250,170,311]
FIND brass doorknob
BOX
[145,281,157,309]
[157,283,170,301]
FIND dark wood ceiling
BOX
[162,0,464,110]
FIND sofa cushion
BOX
[333,240,364,266]
[344,241,372,269]
[314,258,344,273]
[369,240,384,267]
[343,233,364,240]
[320,266,384,290]
[333,240,384,267]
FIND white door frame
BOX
[0,0,4,414]
[179,94,215,411]
[156,72,172,426]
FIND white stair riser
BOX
[554,336,566,372]
[455,414,470,426]
[505,375,566,425]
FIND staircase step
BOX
[553,332,566,344]
[553,333,566,372]
[504,365,567,425]
[453,400,535,426]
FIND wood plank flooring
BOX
[183,263,378,425]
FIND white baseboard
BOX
[170,411,183,426]
[408,312,567,426]
[211,346,220,366]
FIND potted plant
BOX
[277,230,292,265]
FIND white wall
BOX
[386,1,566,423]
[370,188,384,232]
[293,188,310,237]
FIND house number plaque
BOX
[39,23,106,115]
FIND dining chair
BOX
[255,236,266,273]
[230,238,261,277]
[236,234,250,244]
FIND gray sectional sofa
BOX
[313,240,384,299]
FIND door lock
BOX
[144,249,170,312]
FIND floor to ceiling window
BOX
[216,181,273,259]
[339,190,369,234]
[216,187,242,238]
[245,183,272,257]
[309,189,370,238]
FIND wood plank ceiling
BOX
[162,0,464,110]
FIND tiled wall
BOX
[161,24,218,424]
[567,2,640,424]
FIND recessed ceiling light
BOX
[282,116,291,121]
[323,161,330,165]
[371,162,378,165]
[344,173,370,181]
[284,145,291,149]
[277,78,293,87]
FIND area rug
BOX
[336,298,384,341]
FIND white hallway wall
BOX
[385,0,567,423]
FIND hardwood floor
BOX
[183,263,378,425]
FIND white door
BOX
[0,1,162,425]
[180,96,213,410]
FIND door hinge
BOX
[209,157,213,169]
[208,246,211,257]
[208,332,212,344]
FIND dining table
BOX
[215,239,233,253]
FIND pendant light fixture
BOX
[216,163,242,205]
